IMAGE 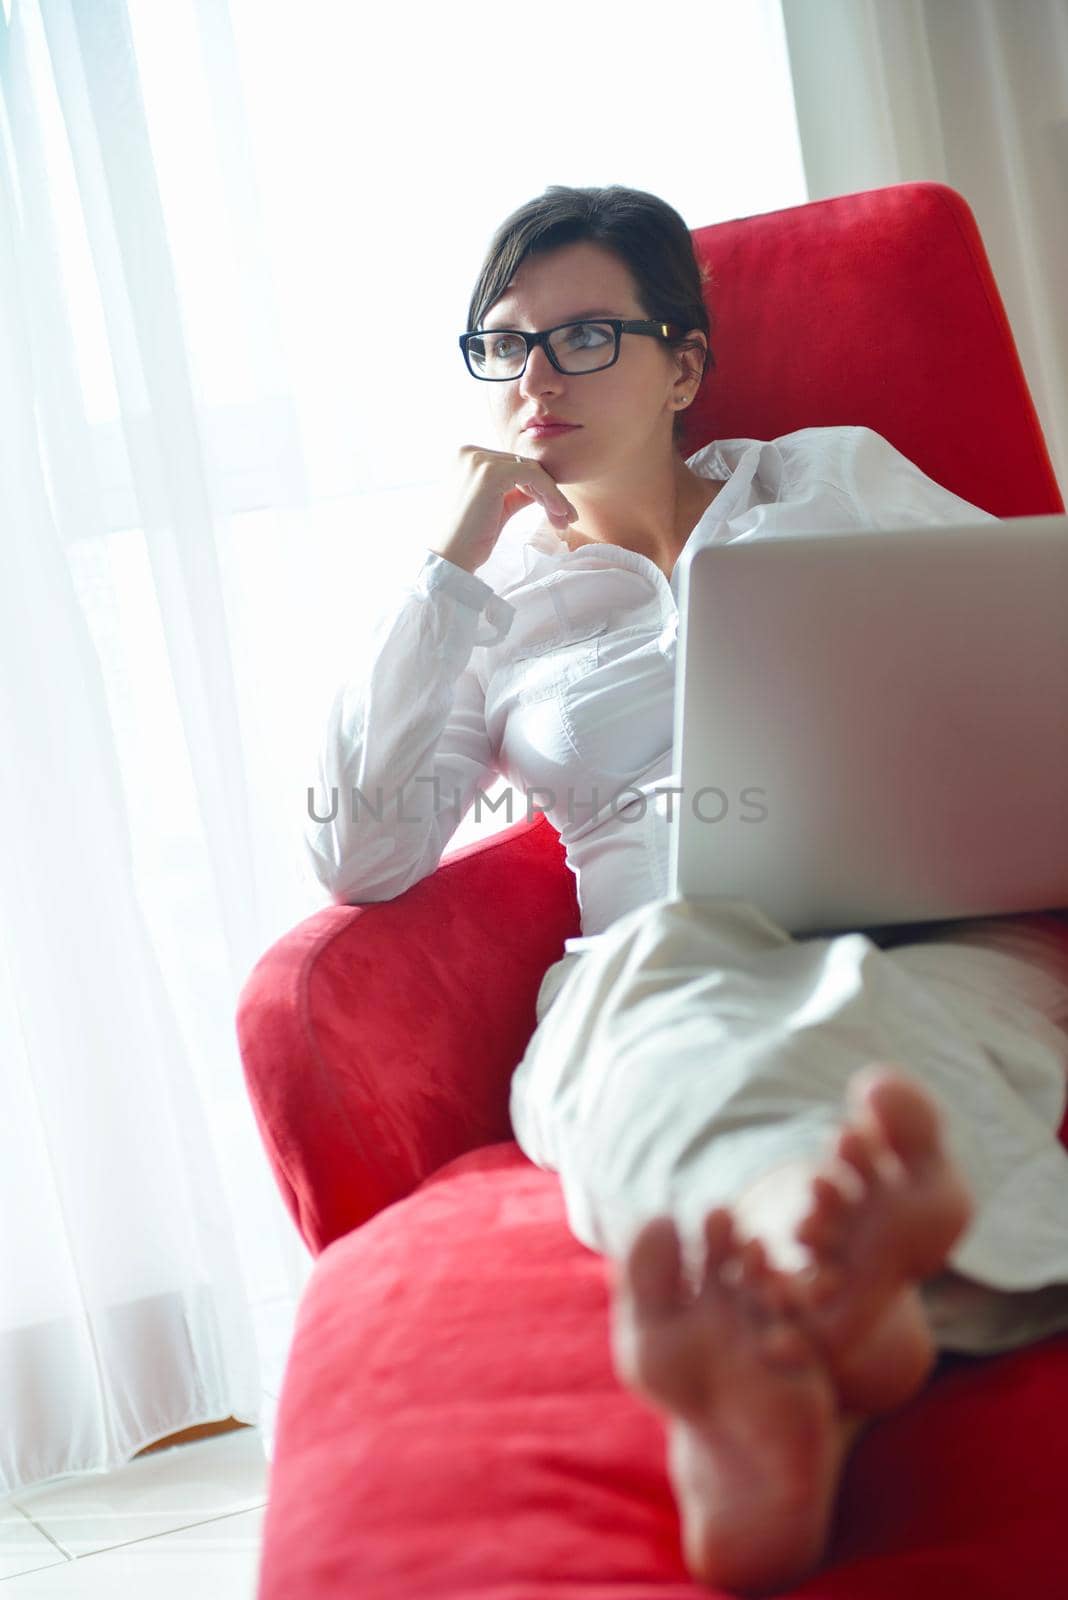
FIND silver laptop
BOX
[669,515,1068,938]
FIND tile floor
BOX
[0,1294,298,1596]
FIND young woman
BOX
[305,184,1068,1593]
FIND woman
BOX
[304,184,1068,1593]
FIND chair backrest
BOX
[680,181,1063,519]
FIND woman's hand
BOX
[429,444,578,575]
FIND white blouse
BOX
[304,425,999,951]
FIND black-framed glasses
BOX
[458,318,682,381]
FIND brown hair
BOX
[465,184,715,453]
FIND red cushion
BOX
[259,1143,1068,1598]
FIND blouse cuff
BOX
[417,550,515,645]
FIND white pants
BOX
[508,895,1068,1355]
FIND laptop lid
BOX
[669,515,1068,937]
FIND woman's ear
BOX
[678,329,708,388]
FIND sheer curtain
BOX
[780,0,1068,495]
[0,0,806,1498]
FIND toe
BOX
[623,1216,686,1316]
[795,1208,838,1251]
[734,1238,776,1305]
[740,1237,769,1282]
[704,1206,736,1260]
[834,1127,879,1188]
[795,1176,852,1252]
[849,1067,942,1175]
[812,1172,854,1221]
[761,1264,797,1315]
[698,1208,737,1290]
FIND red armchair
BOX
[238,182,1068,1599]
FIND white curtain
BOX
[780,0,1068,496]
[0,0,805,1498]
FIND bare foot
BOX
[609,1206,863,1593]
[788,1062,975,1412]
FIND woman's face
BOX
[477,241,700,487]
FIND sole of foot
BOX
[610,1206,855,1593]
[790,1063,975,1367]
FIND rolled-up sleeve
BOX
[303,550,516,904]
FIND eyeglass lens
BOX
[467,320,617,379]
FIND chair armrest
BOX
[236,813,580,1255]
